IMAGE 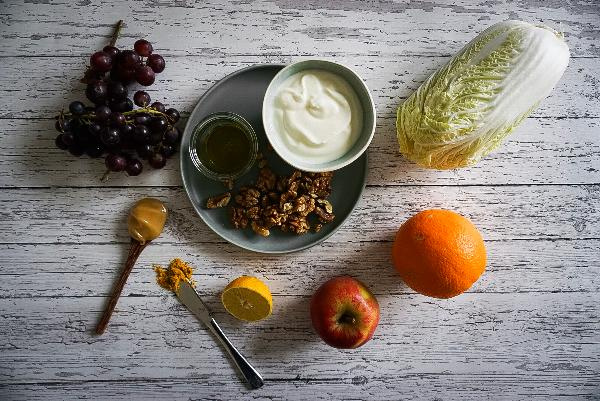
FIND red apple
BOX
[310,276,380,349]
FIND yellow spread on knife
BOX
[127,198,167,244]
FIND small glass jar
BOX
[189,112,258,181]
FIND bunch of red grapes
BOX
[54,38,181,177]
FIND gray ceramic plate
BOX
[180,64,367,253]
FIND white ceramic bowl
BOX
[262,59,376,172]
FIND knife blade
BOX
[176,281,264,389]
[176,279,212,324]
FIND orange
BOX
[222,276,273,321]
[392,209,486,299]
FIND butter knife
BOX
[176,280,264,389]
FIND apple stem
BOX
[339,313,356,325]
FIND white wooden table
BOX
[1,1,599,400]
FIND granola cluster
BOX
[205,159,335,237]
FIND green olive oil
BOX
[197,123,252,174]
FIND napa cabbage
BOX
[396,20,570,169]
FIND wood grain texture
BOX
[1,0,599,57]
[3,376,600,401]
[1,239,599,298]
[1,116,599,187]
[1,0,599,400]
[1,293,598,382]
[1,185,599,244]
[1,56,599,120]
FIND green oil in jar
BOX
[197,123,252,174]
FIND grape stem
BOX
[123,107,171,123]
[58,110,66,132]
[109,20,124,47]
[80,20,123,84]
[100,169,111,182]
[123,107,166,117]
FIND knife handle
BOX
[209,318,264,389]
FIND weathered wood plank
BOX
[0,0,598,57]
[0,185,598,245]
[0,239,599,298]
[0,55,597,120]
[1,1,599,400]
[2,374,599,401]
[1,293,598,384]
[1,116,599,188]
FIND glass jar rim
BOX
[189,112,258,181]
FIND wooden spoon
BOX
[95,198,167,335]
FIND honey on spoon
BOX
[96,198,167,335]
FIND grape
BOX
[149,152,167,169]
[55,134,69,150]
[86,143,105,158]
[100,127,121,146]
[125,158,143,176]
[150,117,167,133]
[69,101,86,116]
[165,108,180,123]
[150,102,165,113]
[102,45,120,60]
[108,99,124,112]
[110,99,133,112]
[136,143,153,159]
[124,98,134,111]
[121,123,133,134]
[161,144,176,157]
[148,131,163,145]
[109,112,126,127]
[88,123,102,136]
[134,39,153,57]
[120,124,133,139]
[108,68,119,82]
[86,81,108,104]
[68,118,81,131]
[95,105,111,122]
[133,91,151,107]
[120,50,140,69]
[163,126,180,144]
[74,123,92,144]
[68,143,85,157]
[83,68,105,83]
[55,120,67,133]
[122,138,136,150]
[57,36,178,177]
[90,51,112,73]
[134,114,151,125]
[135,66,155,86]
[105,154,127,172]
[132,124,150,143]
[64,120,75,132]
[61,132,76,146]
[147,54,165,73]
[116,66,137,83]
[108,81,127,99]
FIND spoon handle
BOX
[96,239,149,335]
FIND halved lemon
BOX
[221,276,273,321]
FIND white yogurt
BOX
[269,69,363,163]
